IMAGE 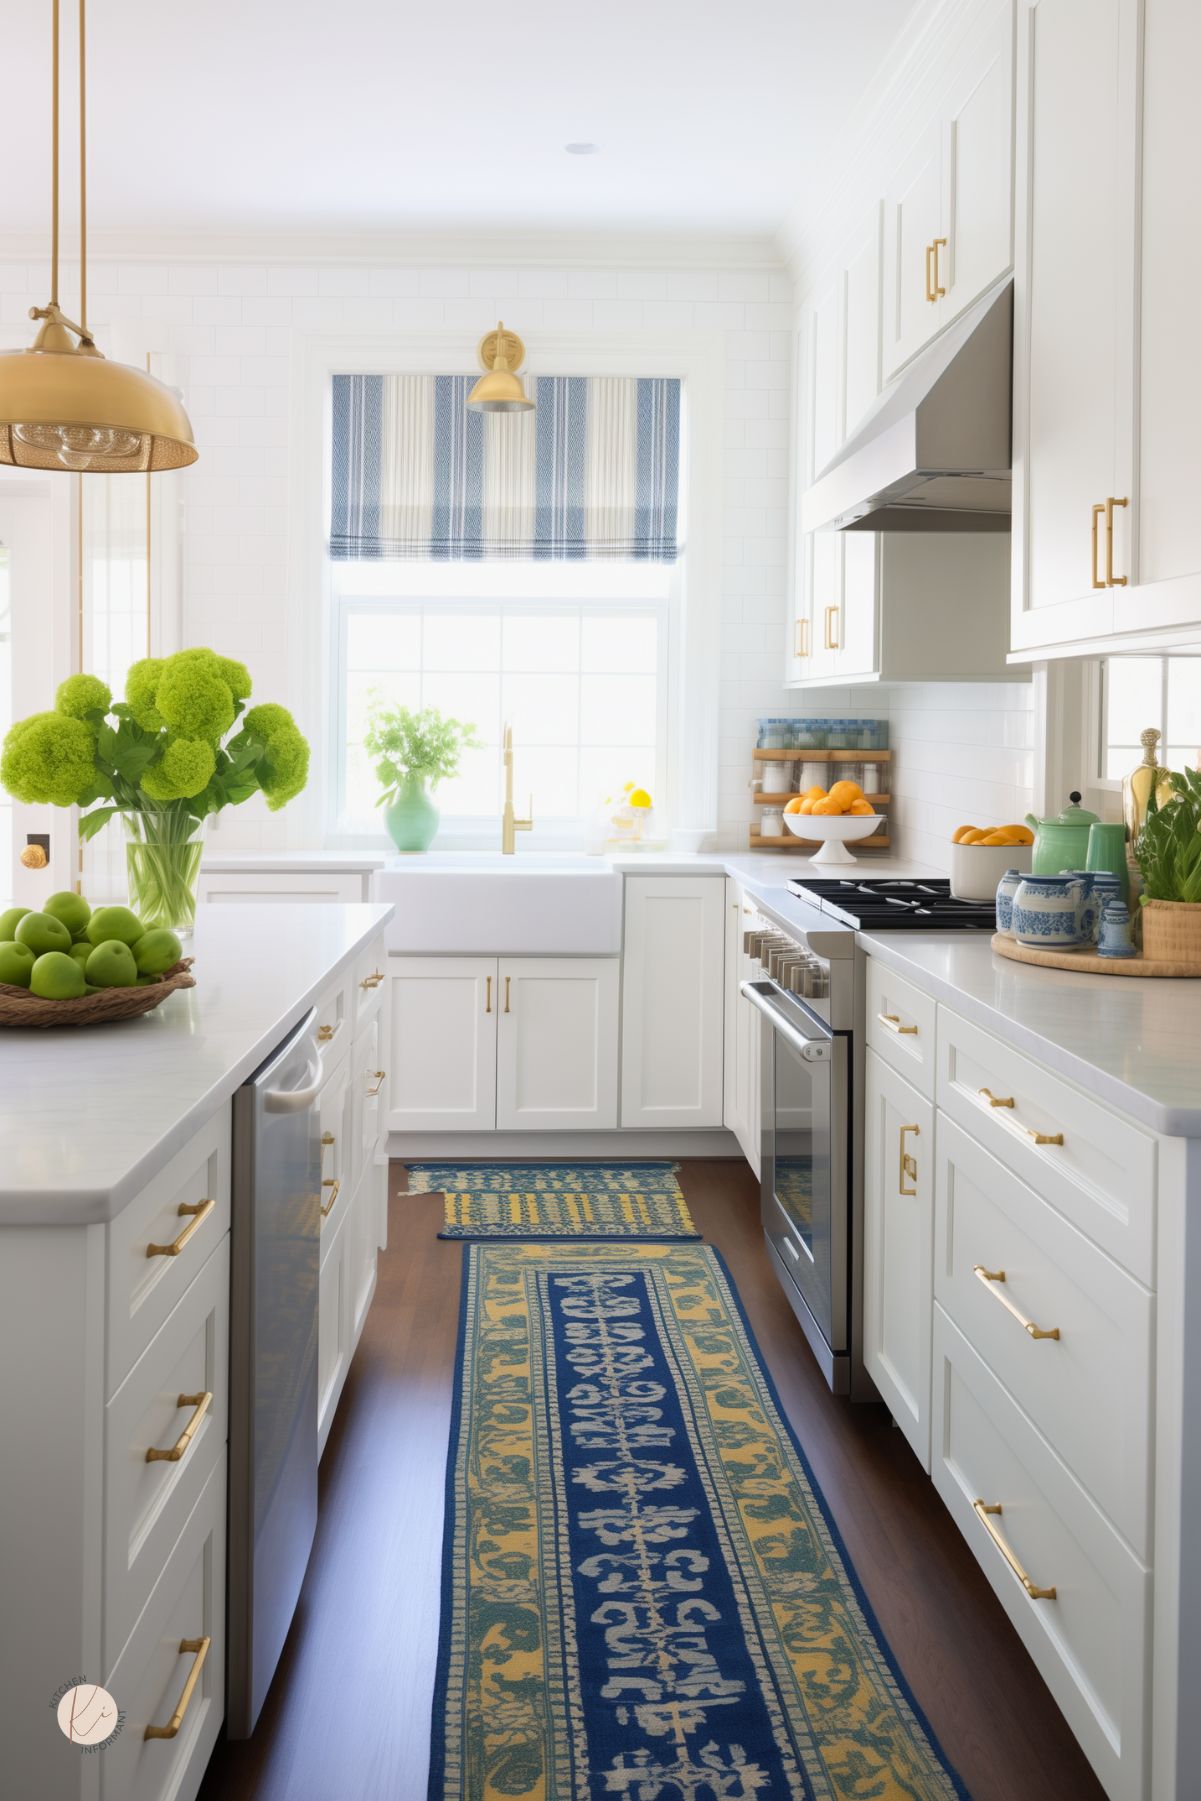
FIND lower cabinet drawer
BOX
[103,1451,226,1801]
[105,1237,229,1669]
[935,1114,1152,1556]
[107,1110,231,1399]
[931,1308,1149,1801]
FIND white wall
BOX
[886,679,1036,871]
[0,248,797,854]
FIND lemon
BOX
[627,787,653,809]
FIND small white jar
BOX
[760,760,796,795]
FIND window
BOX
[1099,655,1201,781]
[331,559,672,843]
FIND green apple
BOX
[85,940,138,989]
[86,905,144,948]
[0,906,31,942]
[69,943,93,969]
[44,891,91,938]
[30,951,86,999]
[0,942,36,988]
[15,911,72,956]
[133,928,182,976]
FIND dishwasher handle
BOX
[741,979,832,1062]
[263,1041,326,1111]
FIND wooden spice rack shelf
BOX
[749,743,893,853]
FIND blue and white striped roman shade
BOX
[330,373,681,561]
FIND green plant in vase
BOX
[1,650,309,932]
[364,702,478,852]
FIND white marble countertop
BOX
[859,930,1201,1138]
[0,902,393,1228]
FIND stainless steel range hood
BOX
[800,278,1012,533]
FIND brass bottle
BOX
[1123,727,1173,850]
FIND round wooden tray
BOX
[0,957,196,1027]
[992,934,1201,978]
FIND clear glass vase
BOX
[123,810,207,933]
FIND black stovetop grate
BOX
[788,877,997,931]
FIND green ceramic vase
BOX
[383,775,440,853]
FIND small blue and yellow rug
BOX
[429,1241,967,1800]
[406,1161,699,1241]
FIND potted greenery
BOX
[1,650,308,931]
[1135,767,1201,962]
[364,702,478,853]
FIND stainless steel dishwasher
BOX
[227,1008,324,1738]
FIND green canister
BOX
[1085,820,1130,903]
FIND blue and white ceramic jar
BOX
[1012,874,1087,948]
[1071,869,1123,945]
[995,867,1026,937]
[1097,899,1136,958]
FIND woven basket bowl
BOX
[1141,899,1201,965]
[0,958,195,1029]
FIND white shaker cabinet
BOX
[863,1048,935,1469]
[386,956,497,1132]
[883,1,1013,380]
[1010,0,1140,652]
[723,882,763,1177]
[621,876,725,1130]
[495,958,619,1131]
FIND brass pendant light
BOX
[0,0,197,474]
[467,323,535,414]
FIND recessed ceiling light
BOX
[565,142,600,156]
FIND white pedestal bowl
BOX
[783,810,882,865]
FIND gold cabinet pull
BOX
[973,1265,1060,1340]
[504,975,511,1014]
[1020,1121,1064,1146]
[794,616,810,659]
[1091,501,1105,589]
[824,605,840,651]
[931,236,947,298]
[144,1636,211,1740]
[316,1021,338,1043]
[359,969,384,991]
[924,241,936,303]
[1105,496,1128,587]
[146,1199,215,1259]
[321,1131,335,1147]
[972,1500,1057,1599]
[146,1391,213,1463]
[366,1069,386,1097]
[979,1086,1014,1108]
[877,1012,918,1036]
[485,974,492,1014]
[320,1178,341,1218]
[898,1123,920,1196]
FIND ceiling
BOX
[2,0,913,246]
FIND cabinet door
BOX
[318,1055,354,1247]
[621,878,725,1129]
[882,124,944,379]
[1011,0,1139,652]
[808,530,843,682]
[835,533,879,680]
[1114,0,1201,638]
[317,1204,350,1456]
[843,204,883,440]
[386,956,497,1132]
[941,5,1014,324]
[862,1049,935,1469]
[723,884,761,1176]
[495,958,618,1131]
[808,277,844,481]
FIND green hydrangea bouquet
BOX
[1,648,309,931]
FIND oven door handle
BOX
[741,980,832,1062]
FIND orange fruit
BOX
[783,797,805,815]
[960,828,990,845]
[828,779,863,809]
[798,797,816,814]
[1012,825,1035,845]
[811,796,842,816]
[849,798,875,816]
[951,825,977,843]
[803,785,827,800]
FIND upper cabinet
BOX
[882,4,1014,381]
[1011,0,1201,656]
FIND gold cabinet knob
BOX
[19,844,48,869]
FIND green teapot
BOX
[1025,792,1100,875]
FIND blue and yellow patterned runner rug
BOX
[430,1242,967,1800]
[406,1161,699,1241]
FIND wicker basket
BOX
[1141,900,1201,966]
[0,958,195,1029]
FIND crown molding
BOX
[0,226,785,272]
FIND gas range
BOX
[788,877,996,932]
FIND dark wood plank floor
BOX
[200,1158,1105,1801]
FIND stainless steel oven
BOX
[739,905,865,1396]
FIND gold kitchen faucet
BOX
[501,721,533,854]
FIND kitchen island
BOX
[0,902,392,1801]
